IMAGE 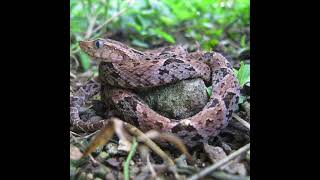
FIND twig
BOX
[82,130,100,139]
[90,0,134,37]
[70,131,81,137]
[70,72,77,79]
[187,143,250,180]
[124,137,138,180]
[70,54,80,69]
[70,130,99,140]
[70,132,79,144]
[122,121,175,166]
[232,113,250,130]
[89,154,99,165]
[85,15,98,39]
[147,154,158,178]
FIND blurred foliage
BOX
[70,0,249,71]
[234,61,250,87]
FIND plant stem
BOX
[124,137,138,180]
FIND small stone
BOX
[106,158,121,168]
[203,144,227,163]
[86,173,94,179]
[89,116,103,122]
[130,160,135,166]
[93,165,110,178]
[105,172,116,180]
[79,108,97,121]
[104,143,119,156]
[224,162,247,176]
[97,151,109,159]
[78,172,87,180]
[70,145,82,160]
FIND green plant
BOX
[71,0,250,71]
[233,61,250,87]
[207,61,250,104]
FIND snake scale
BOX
[70,38,240,147]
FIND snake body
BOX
[71,38,240,147]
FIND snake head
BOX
[79,38,142,62]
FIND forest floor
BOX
[70,29,250,180]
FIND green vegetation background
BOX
[71,0,249,72]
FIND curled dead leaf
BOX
[82,119,115,158]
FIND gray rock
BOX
[139,78,208,119]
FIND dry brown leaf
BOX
[82,120,115,158]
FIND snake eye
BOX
[95,40,103,49]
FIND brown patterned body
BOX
[71,38,240,147]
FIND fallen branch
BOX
[187,143,250,180]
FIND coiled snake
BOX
[70,38,240,147]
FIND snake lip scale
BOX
[71,38,240,147]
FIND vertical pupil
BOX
[95,41,100,48]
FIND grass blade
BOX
[124,137,138,180]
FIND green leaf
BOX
[160,16,176,26]
[236,61,250,87]
[208,39,219,47]
[128,23,142,32]
[131,39,149,48]
[152,28,175,43]
[240,35,246,48]
[79,52,90,71]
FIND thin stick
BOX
[187,143,250,180]
[146,154,157,178]
[70,72,77,79]
[90,0,134,36]
[232,113,250,130]
[124,137,138,180]
[122,121,175,166]
[70,131,81,137]
[84,15,98,39]
[82,130,99,139]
